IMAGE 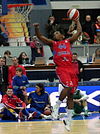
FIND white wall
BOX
[51,1,100,9]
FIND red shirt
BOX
[29,41,36,48]
[53,39,73,67]
[2,94,26,109]
[95,23,100,30]
[8,65,26,85]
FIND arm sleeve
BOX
[12,77,20,90]
[16,97,26,108]
[2,96,16,109]
[25,76,29,88]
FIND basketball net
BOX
[7,4,33,22]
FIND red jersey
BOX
[8,65,26,85]
[2,94,26,109]
[53,39,73,67]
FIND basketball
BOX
[44,110,52,115]
[67,8,79,20]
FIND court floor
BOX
[0,113,99,134]
[0,120,100,134]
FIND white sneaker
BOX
[63,119,71,131]
[15,113,19,118]
[28,112,37,120]
[52,104,59,119]
[58,113,67,119]
[43,115,52,120]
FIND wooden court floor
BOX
[0,119,100,134]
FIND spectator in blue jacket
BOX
[12,67,29,102]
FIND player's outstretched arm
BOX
[33,23,53,46]
[69,19,82,43]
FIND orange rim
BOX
[7,3,33,8]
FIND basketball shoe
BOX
[63,118,71,131]
[52,103,59,120]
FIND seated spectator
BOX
[82,15,94,44]
[67,21,74,35]
[8,57,26,86]
[94,29,100,44]
[27,83,52,119]
[3,50,12,65]
[18,52,30,65]
[3,50,12,58]
[93,16,100,35]
[45,16,63,39]
[29,36,43,64]
[12,67,29,102]
[67,22,82,45]
[73,89,89,117]
[1,88,35,121]
[82,32,90,44]
[92,48,100,62]
[72,30,82,45]
[72,53,84,82]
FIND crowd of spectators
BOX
[0,12,100,64]
[45,15,100,45]
[0,12,100,46]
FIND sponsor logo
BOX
[50,90,100,110]
[58,44,66,49]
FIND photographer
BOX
[29,36,43,64]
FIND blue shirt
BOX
[12,75,29,91]
[28,91,50,113]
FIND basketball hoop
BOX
[7,3,33,22]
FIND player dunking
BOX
[34,17,82,131]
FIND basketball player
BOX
[34,17,82,131]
